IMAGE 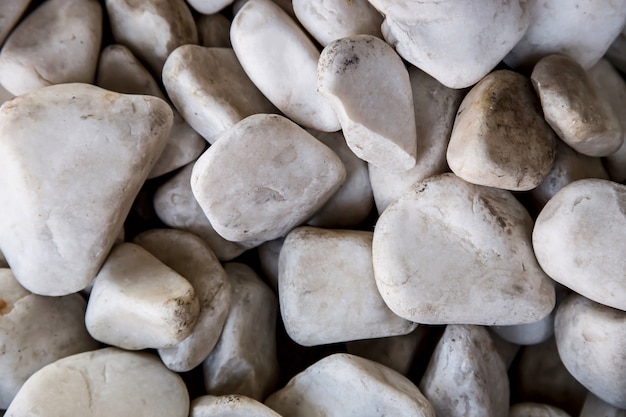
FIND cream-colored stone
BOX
[531,54,623,157]
[196,13,231,48]
[85,243,200,350]
[373,173,555,325]
[191,395,282,417]
[0,0,101,95]
[187,0,233,14]
[4,348,189,417]
[509,403,572,417]
[0,83,172,296]
[0,0,29,46]
[580,392,626,417]
[233,0,296,19]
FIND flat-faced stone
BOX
[85,243,200,350]
[373,173,555,325]
[580,392,626,417]
[0,0,29,46]
[555,294,626,409]
[0,0,101,95]
[196,13,231,48]
[533,179,626,311]
[531,54,623,157]
[203,263,278,401]
[191,114,346,243]
[133,229,232,372]
[420,325,509,417]
[0,83,172,296]
[191,395,282,417]
[163,45,276,144]
[4,348,189,417]
[266,353,435,417]
[447,70,556,191]
[231,0,340,131]
[318,34,417,172]
[509,403,572,417]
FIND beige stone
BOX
[196,14,231,48]
[191,395,282,417]
[509,403,572,417]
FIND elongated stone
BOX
[0,0,29,46]
[0,83,172,296]
[580,392,626,417]
[509,403,572,417]
[196,14,231,48]
[191,395,282,417]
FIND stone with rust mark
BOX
[191,395,281,417]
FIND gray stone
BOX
[580,392,626,417]
[257,237,284,292]
[492,312,554,346]
[0,0,29,46]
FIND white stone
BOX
[306,130,374,228]
[163,45,276,144]
[0,0,102,95]
[4,348,189,417]
[133,229,232,372]
[257,237,284,292]
[85,243,200,350]
[203,263,278,401]
[191,395,282,417]
[373,173,555,325]
[533,179,626,311]
[369,0,529,89]
[292,0,382,46]
[318,34,417,172]
[447,70,556,191]
[580,392,626,417]
[0,269,98,409]
[266,353,435,417]
[492,312,554,346]
[531,54,623,157]
[420,325,509,417]
[231,0,340,132]
[187,0,233,14]
[555,294,626,409]
[233,0,296,19]
[153,162,253,261]
[0,83,172,296]
[191,114,346,243]
[509,403,572,417]
[0,0,29,46]
[504,0,626,71]
[369,66,464,214]
[196,13,231,48]
[105,0,198,76]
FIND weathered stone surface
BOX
[4,348,189,417]
[531,54,623,157]
[231,0,340,131]
[580,392,626,417]
[85,243,200,350]
[266,353,435,417]
[0,83,172,296]
[191,114,346,243]
[0,0,29,46]
[373,173,555,325]
[533,179,626,311]
[0,0,101,95]
[509,403,572,417]
[133,229,232,372]
[203,263,278,401]
[191,395,282,417]
[196,13,231,48]
[447,70,556,191]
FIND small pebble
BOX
[509,402,572,417]
[191,395,282,417]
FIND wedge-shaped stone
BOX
[0,83,172,296]
[318,34,417,172]
[85,243,200,350]
[134,229,232,372]
[533,179,626,311]
[420,325,509,417]
[231,0,340,132]
[447,70,556,191]
[0,0,102,95]
[163,45,276,144]
[580,392,626,417]
[555,294,626,409]
[373,173,555,325]
[191,395,281,417]
[0,0,29,46]
[203,263,278,401]
[280,227,416,346]
[191,114,346,243]
[509,403,572,417]
[265,353,435,417]
[4,348,189,417]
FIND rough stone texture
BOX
[0,0,102,95]
[163,45,276,144]
[369,0,529,88]
[373,173,555,325]
[279,227,416,346]
[492,312,554,346]
[447,70,556,191]
[133,229,232,372]
[420,325,509,417]
[196,13,231,48]
[533,179,626,311]
[580,392,626,417]
[187,0,233,14]
[85,243,200,350]
[203,263,279,401]
[318,34,417,172]
[0,0,30,46]
[531,54,623,157]
[505,0,626,71]
[509,403,572,417]
[0,269,98,409]
[555,294,626,409]
[231,0,340,132]
[191,395,282,417]
[191,114,346,243]
[0,83,172,296]
[266,353,435,417]
[257,237,284,292]
[4,348,189,417]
